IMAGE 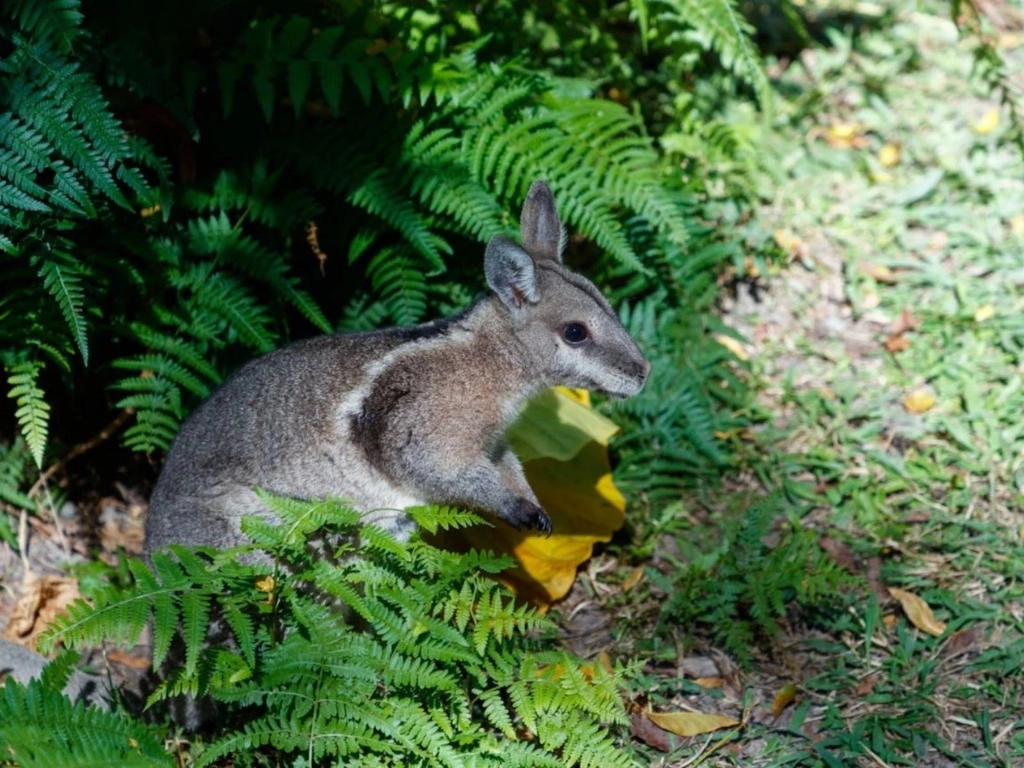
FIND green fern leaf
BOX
[6,360,50,467]
[37,256,89,365]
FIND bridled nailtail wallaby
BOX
[144,180,650,559]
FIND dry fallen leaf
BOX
[998,32,1024,50]
[974,304,995,322]
[885,335,911,353]
[713,333,750,361]
[108,650,152,669]
[818,535,859,573]
[621,566,644,592]
[863,263,897,284]
[646,710,741,737]
[824,122,868,149]
[694,677,724,689]
[631,710,679,752]
[889,587,947,636]
[773,228,806,260]
[1011,212,1024,239]
[943,627,978,657]
[903,387,936,414]
[771,684,798,717]
[878,143,901,167]
[3,575,82,649]
[974,107,1000,135]
[891,308,919,335]
[854,674,879,697]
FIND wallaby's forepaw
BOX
[500,498,552,536]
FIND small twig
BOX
[36,480,70,558]
[27,409,134,499]
[17,507,31,576]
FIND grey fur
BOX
[144,180,650,556]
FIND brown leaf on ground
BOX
[695,677,724,689]
[854,674,879,696]
[884,308,919,353]
[889,587,948,636]
[646,709,741,737]
[863,263,898,284]
[943,627,979,657]
[885,335,911,353]
[108,649,152,669]
[2,575,81,649]
[866,556,890,601]
[892,308,920,335]
[4,576,43,638]
[630,710,681,752]
[771,684,798,718]
[819,535,859,572]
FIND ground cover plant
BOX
[2,0,1024,765]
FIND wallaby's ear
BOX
[485,235,539,310]
[520,180,564,264]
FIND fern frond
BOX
[0,674,172,767]
[36,252,89,365]
[7,0,83,52]
[650,0,772,112]
[6,359,50,467]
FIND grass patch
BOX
[590,2,1024,764]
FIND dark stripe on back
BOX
[390,295,483,343]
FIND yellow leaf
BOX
[828,122,862,140]
[998,32,1024,50]
[889,587,947,636]
[773,228,802,255]
[903,388,936,414]
[974,107,1000,135]
[713,333,749,361]
[974,304,995,322]
[771,684,798,717]
[694,677,723,689]
[646,710,740,737]
[430,388,627,607]
[621,566,644,592]
[1011,213,1024,239]
[878,143,901,167]
[508,387,619,463]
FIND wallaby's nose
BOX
[635,357,651,384]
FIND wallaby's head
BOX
[484,181,650,398]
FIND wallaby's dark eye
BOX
[562,323,588,344]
